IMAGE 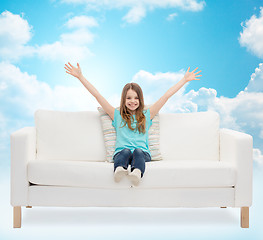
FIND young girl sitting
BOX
[64,62,201,186]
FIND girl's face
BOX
[125,89,139,114]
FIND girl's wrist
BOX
[78,74,84,81]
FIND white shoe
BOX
[114,166,128,183]
[127,168,141,186]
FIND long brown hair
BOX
[119,83,146,134]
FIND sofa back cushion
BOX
[35,109,106,161]
[159,111,220,161]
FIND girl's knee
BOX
[120,148,132,156]
[133,148,143,154]
[122,148,132,154]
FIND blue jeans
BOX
[113,148,151,178]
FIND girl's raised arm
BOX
[65,62,115,121]
[149,67,202,120]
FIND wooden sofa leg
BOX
[241,207,249,228]
[13,206,21,228]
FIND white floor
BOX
[1,168,263,240]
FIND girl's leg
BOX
[113,148,132,172]
[131,148,151,178]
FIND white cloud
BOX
[0,11,98,62]
[0,62,99,116]
[0,10,35,61]
[122,4,146,24]
[167,13,178,21]
[60,0,205,24]
[0,81,8,90]
[133,69,185,83]
[239,7,263,58]
[36,31,94,62]
[0,11,31,44]
[36,15,98,62]
[0,112,8,151]
[132,69,189,110]
[65,15,99,28]
[244,63,263,92]
[61,28,95,45]
[253,148,263,166]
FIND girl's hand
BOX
[183,67,202,83]
[64,62,82,79]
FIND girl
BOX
[64,62,201,186]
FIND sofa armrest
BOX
[10,127,36,206]
[219,128,253,207]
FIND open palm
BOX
[184,67,202,82]
[64,62,82,79]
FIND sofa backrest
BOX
[35,109,106,161]
[35,109,220,162]
[159,111,220,161]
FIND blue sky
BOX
[1,0,263,238]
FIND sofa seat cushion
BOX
[28,160,236,189]
[28,160,131,189]
[142,160,236,188]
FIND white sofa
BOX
[10,109,253,228]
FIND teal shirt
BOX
[112,108,152,160]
